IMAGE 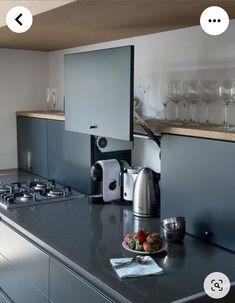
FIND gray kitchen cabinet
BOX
[0,254,48,303]
[161,134,235,252]
[0,221,49,297]
[17,116,48,177]
[64,46,134,141]
[47,119,92,193]
[50,258,112,303]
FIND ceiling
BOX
[0,1,76,27]
[0,0,234,51]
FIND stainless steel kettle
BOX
[133,167,160,217]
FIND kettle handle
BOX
[119,168,127,187]
[153,172,161,208]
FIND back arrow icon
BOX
[15,13,23,26]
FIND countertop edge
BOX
[135,121,235,143]
[16,111,65,121]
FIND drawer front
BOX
[0,254,48,303]
[0,222,49,296]
[50,259,111,303]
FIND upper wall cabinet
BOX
[64,46,134,141]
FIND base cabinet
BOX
[0,254,48,303]
[0,221,112,303]
[0,222,49,296]
[50,259,111,303]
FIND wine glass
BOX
[217,79,235,128]
[180,99,189,123]
[184,80,200,124]
[166,81,183,122]
[199,80,217,124]
[161,83,170,121]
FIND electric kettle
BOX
[133,167,160,217]
[123,167,142,201]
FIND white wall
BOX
[0,49,49,169]
[48,19,235,172]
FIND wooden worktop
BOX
[16,111,65,121]
[16,111,235,142]
[135,119,235,143]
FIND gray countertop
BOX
[0,170,235,303]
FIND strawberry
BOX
[147,233,163,244]
[143,241,153,253]
[135,240,143,251]
[152,242,161,252]
[124,233,131,244]
[135,229,148,244]
[127,236,136,250]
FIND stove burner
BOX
[17,192,35,203]
[23,192,32,198]
[47,189,64,198]
[34,182,47,190]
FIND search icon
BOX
[214,282,220,289]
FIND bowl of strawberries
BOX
[122,229,167,254]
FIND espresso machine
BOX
[90,159,128,203]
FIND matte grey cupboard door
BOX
[17,116,48,178]
[0,254,48,303]
[50,258,112,303]
[161,134,235,252]
[64,46,134,141]
[0,222,49,296]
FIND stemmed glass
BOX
[161,83,170,121]
[217,79,235,128]
[180,99,189,123]
[166,81,183,122]
[184,80,200,124]
[199,80,217,124]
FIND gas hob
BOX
[0,178,84,210]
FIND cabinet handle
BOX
[0,287,14,303]
[89,125,98,129]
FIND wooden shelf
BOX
[135,119,235,143]
[16,111,65,121]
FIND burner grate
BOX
[0,178,83,209]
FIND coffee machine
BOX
[90,159,128,203]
